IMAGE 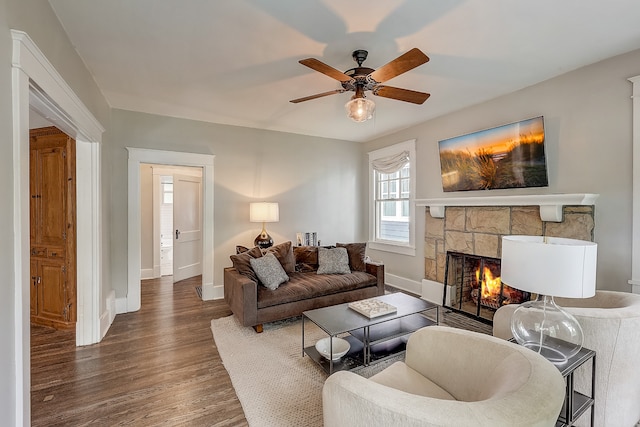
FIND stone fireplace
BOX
[417,195,597,317]
[444,251,530,323]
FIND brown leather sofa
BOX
[224,243,385,332]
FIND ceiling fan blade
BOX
[290,89,345,104]
[299,58,352,82]
[368,48,430,83]
[372,85,431,105]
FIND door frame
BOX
[11,30,104,425]
[127,148,216,313]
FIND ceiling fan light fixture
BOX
[345,96,375,123]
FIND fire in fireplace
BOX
[443,251,530,324]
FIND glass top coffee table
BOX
[302,292,438,374]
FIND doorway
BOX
[140,164,203,285]
[29,126,77,330]
[127,148,216,313]
[12,30,105,425]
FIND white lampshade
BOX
[345,97,375,122]
[502,235,598,364]
[501,236,597,298]
[249,202,279,223]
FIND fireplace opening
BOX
[443,251,531,324]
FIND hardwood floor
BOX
[31,276,248,426]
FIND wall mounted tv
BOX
[438,116,549,192]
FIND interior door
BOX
[173,173,202,283]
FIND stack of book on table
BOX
[348,298,397,318]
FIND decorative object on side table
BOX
[348,297,397,318]
[501,235,597,365]
[249,202,279,249]
[315,337,350,361]
[296,232,318,246]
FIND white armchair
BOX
[323,326,565,427]
[493,290,640,427]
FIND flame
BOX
[477,267,502,299]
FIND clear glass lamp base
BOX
[511,295,583,365]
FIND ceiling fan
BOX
[290,48,430,122]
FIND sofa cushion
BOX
[264,241,295,274]
[250,253,289,290]
[293,245,319,271]
[257,271,376,308]
[317,247,351,274]
[336,243,366,272]
[230,246,263,283]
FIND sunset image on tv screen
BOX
[438,116,548,192]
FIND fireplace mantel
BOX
[415,193,599,222]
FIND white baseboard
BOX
[140,268,154,280]
[100,290,117,339]
[422,279,452,306]
[115,296,128,314]
[202,282,223,300]
[385,273,422,296]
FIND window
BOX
[376,164,410,241]
[161,177,173,204]
[368,140,416,255]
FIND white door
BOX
[173,173,202,282]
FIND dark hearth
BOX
[443,251,530,324]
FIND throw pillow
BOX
[250,253,289,290]
[317,247,351,275]
[294,246,319,272]
[336,242,367,272]
[230,246,263,283]
[236,245,251,254]
[264,241,296,274]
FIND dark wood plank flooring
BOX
[31,276,248,426]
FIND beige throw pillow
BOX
[250,253,289,290]
[317,247,351,275]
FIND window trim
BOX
[368,139,416,256]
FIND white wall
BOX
[111,109,367,299]
[364,48,640,293]
[0,8,16,424]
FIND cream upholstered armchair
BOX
[493,290,640,427]
[323,326,565,427]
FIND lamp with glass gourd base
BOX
[501,235,597,365]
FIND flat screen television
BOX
[438,116,549,192]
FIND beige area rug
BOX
[210,316,401,427]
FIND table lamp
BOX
[249,202,279,249]
[501,235,597,364]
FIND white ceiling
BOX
[48,0,640,142]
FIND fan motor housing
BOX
[342,67,376,91]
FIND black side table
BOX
[509,338,595,427]
[555,345,596,427]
